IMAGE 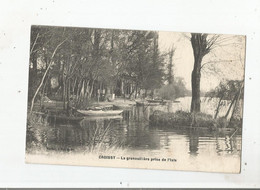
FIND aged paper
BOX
[25,25,245,173]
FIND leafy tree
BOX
[28,26,166,111]
[206,80,244,119]
[189,33,244,113]
[158,77,187,100]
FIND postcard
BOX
[25,25,245,173]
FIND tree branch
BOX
[30,39,67,113]
[30,33,39,55]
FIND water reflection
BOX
[29,103,241,159]
[188,131,199,156]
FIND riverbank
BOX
[32,97,137,112]
[149,110,242,130]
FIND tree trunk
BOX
[73,77,77,95]
[88,79,95,98]
[190,56,202,113]
[225,94,237,119]
[80,80,85,100]
[76,78,83,102]
[190,33,211,113]
[63,78,67,110]
[40,72,50,108]
[32,52,37,77]
[229,83,243,124]
[66,78,70,114]
[214,96,223,119]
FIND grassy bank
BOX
[149,110,242,129]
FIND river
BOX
[26,97,242,172]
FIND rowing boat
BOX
[136,101,161,106]
[82,115,123,121]
[77,109,123,116]
[147,99,164,103]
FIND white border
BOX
[0,0,260,188]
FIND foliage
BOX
[192,112,215,128]
[150,109,242,129]
[206,80,244,100]
[28,26,166,111]
[158,77,187,100]
[206,80,244,119]
[190,33,244,113]
[26,113,48,151]
[149,110,192,127]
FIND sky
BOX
[158,31,246,92]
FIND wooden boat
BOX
[147,99,164,103]
[77,109,123,116]
[46,114,84,124]
[83,115,123,121]
[136,101,162,106]
[147,99,167,105]
[90,104,114,110]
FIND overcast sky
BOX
[158,31,246,91]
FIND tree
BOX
[28,26,167,112]
[117,30,164,97]
[158,77,187,100]
[190,33,219,113]
[189,32,245,114]
[206,80,244,120]
[166,48,175,84]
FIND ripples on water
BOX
[28,101,242,161]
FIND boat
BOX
[46,114,84,124]
[136,101,162,106]
[90,104,114,110]
[77,109,123,116]
[82,115,123,121]
[147,99,165,103]
[147,99,167,105]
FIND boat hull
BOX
[77,109,123,116]
[136,101,162,106]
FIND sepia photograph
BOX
[25,25,246,173]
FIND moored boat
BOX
[147,99,164,103]
[82,115,123,121]
[77,109,123,116]
[136,101,163,106]
[90,104,114,110]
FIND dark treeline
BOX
[28,26,170,111]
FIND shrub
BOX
[149,110,216,129]
[149,110,192,127]
[193,112,215,128]
[157,78,187,100]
